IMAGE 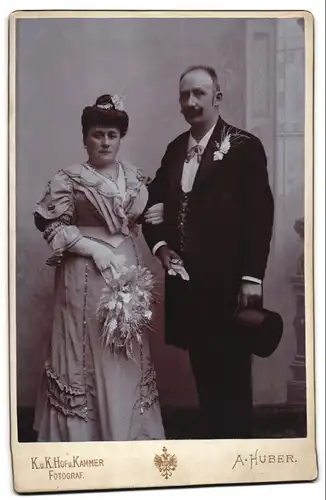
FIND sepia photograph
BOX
[9,10,317,493]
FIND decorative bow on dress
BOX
[185,145,204,163]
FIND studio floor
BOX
[17,404,307,442]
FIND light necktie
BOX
[185,144,204,163]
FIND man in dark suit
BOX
[143,65,274,439]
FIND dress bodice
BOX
[34,161,149,237]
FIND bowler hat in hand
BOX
[233,307,283,358]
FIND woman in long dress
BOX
[33,94,165,442]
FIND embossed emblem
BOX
[154,446,178,479]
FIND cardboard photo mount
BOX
[9,9,317,493]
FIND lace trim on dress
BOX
[134,356,159,414]
[45,362,89,420]
[124,168,146,207]
[80,162,145,233]
[43,214,73,243]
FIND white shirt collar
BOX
[188,122,217,149]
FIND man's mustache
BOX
[182,107,203,118]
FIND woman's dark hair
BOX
[81,94,129,142]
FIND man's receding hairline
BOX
[180,68,214,82]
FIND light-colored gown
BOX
[33,161,165,442]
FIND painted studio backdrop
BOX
[15,17,306,437]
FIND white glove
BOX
[168,259,190,281]
[69,237,126,277]
[143,203,164,225]
[92,246,126,277]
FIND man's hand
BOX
[238,281,262,309]
[156,245,189,281]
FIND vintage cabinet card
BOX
[9,9,317,493]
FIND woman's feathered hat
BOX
[81,94,129,139]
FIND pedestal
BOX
[287,218,306,405]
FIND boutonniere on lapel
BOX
[213,126,249,161]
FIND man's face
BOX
[179,69,218,126]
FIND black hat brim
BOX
[233,308,283,358]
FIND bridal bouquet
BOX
[96,265,155,359]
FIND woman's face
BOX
[84,125,121,168]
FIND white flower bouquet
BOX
[96,265,155,359]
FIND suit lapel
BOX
[191,116,228,193]
[168,132,189,196]
[167,117,229,199]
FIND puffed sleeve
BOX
[33,169,82,266]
